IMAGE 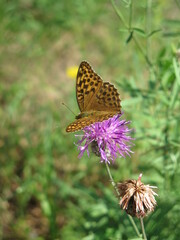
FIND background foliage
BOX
[0,0,180,239]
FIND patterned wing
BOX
[76,61,121,112]
[66,61,121,133]
[94,81,121,111]
[76,61,102,111]
[66,113,115,132]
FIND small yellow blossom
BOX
[66,66,78,79]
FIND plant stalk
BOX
[140,217,147,240]
[110,0,157,77]
[105,162,141,238]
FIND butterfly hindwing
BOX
[95,81,121,111]
[66,112,115,132]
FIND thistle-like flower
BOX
[75,114,133,164]
[118,173,158,218]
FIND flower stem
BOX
[110,0,157,77]
[105,162,141,238]
[146,0,152,62]
[105,162,120,196]
[140,217,147,240]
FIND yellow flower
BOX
[66,66,78,79]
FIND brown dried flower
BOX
[117,173,158,218]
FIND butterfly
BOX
[66,61,121,132]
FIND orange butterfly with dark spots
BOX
[66,61,121,132]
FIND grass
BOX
[0,0,180,239]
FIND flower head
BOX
[118,173,158,218]
[75,114,133,164]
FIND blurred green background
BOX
[0,0,180,239]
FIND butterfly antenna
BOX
[61,102,76,116]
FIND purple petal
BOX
[75,113,134,164]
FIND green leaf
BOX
[129,238,143,240]
[173,57,180,86]
[170,140,180,147]
[133,27,146,37]
[163,32,180,37]
[164,19,180,25]
[126,31,133,43]
[170,58,180,109]
[118,28,129,33]
[147,29,162,38]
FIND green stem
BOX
[146,0,152,61]
[129,0,133,30]
[111,0,128,28]
[175,0,180,10]
[105,162,141,238]
[128,215,142,238]
[140,217,147,240]
[132,36,153,68]
[110,0,157,77]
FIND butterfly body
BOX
[66,61,121,132]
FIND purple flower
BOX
[75,114,134,164]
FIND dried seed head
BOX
[118,173,158,218]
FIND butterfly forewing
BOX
[66,61,121,132]
[76,61,102,111]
